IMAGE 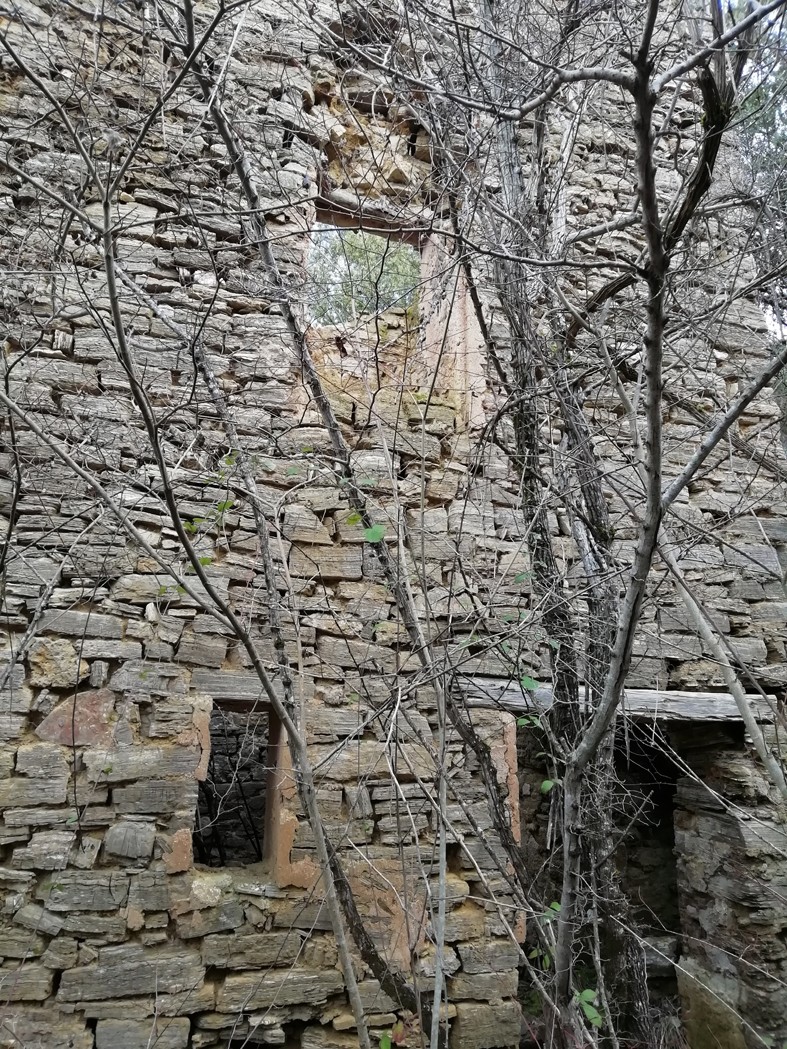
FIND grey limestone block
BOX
[95,1018,191,1049]
[38,871,129,912]
[11,830,76,870]
[216,965,344,1012]
[61,913,127,943]
[12,902,64,936]
[83,744,201,783]
[104,819,157,861]
[127,871,170,913]
[0,1007,92,1049]
[57,943,205,1001]
[174,901,244,939]
[0,775,68,809]
[0,925,47,959]
[456,939,521,975]
[0,962,53,1001]
[201,928,305,968]
[289,543,363,581]
[450,1001,521,1049]
[37,610,123,638]
[114,779,199,815]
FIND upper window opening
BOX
[306,224,421,324]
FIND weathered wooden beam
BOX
[459,677,777,723]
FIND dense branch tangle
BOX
[1,3,787,1049]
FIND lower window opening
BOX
[193,705,275,866]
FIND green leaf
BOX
[198,556,213,567]
[520,675,539,691]
[379,1034,392,1049]
[216,500,234,513]
[578,988,596,1003]
[363,524,386,543]
[540,779,555,794]
[346,511,363,525]
[580,1001,603,1028]
[549,901,561,913]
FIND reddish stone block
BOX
[35,689,115,747]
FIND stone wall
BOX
[672,724,787,1049]
[1,1,787,1048]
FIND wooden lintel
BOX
[460,677,777,724]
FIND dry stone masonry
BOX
[0,1,786,1048]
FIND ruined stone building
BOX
[1,2,786,1048]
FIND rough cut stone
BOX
[0,963,53,1001]
[114,779,198,815]
[309,740,435,781]
[109,660,188,697]
[83,745,201,783]
[441,904,486,942]
[450,1001,521,1049]
[0,775,67,809]
[448,971,519,1000]
[104,820,156,861]
[39,871,129,912]
[283,504,334,544]
[57,944,205,1001]
[0,1007,92,1049]
[110,574,228,607]
[175,901,244,939]
[35,689,115,746]
[4,804,115,828]
[95,1018,191,1049]
[127,872,170,913]
[456,940,521,975]
[0,662,33,713]
[289,544,363,581]
[12,902,64,936]
[15,741,69,778]
[27,637,89,688]
[216,967,344,1011]
[38,610,123,638]
[61,913,127,942]
[11,830,76,870]
[79,640,144,660]
[201,929,305,968]
[0,926,47,959]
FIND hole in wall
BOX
[193,705,275,866]
[305,223,421,325]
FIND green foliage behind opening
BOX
[306,225,421,324]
